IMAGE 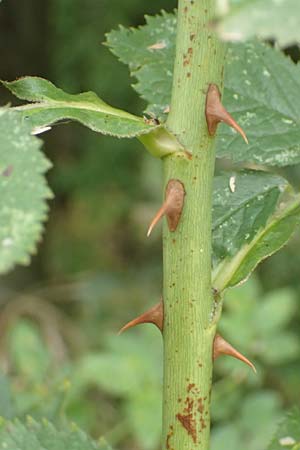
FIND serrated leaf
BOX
[0,418,112,450]
[107,14,300,166]
[2,76,156,138]
[216,0,300,47]
[218,41,300,166]
[0,108,51,274]
[106,12,175,118]
[267,408,300,449]
[212,171,286,265]
[212,171,300,291]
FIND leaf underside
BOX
[106,12,300,167]
[0,108,52,274]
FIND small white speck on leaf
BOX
[147,41,166,50]
[279,436,297,446]
[229,176,236,193]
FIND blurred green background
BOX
[0,1,300,449]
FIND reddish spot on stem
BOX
[197,398,204,415]
[200,417,207,431]
[166,425,174,450]
[176,413,197,444]
[183,397,194,413]
[187,383,195,393]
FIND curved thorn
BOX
[219,109,249,144]
[147,203,168,237]
[118,301,164,335]
[206,84,248,144]
[213,334,256,373]
[147,179,185,236]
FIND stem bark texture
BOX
[162,1,225,448]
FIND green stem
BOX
[162,1,225,449]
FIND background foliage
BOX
[0,1,300,449]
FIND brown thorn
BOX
[205,84,248,144]
[147,179,185,237]
[118,301,164,335]
[213,334,256,373]
[147,203,168,237]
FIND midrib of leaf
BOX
[212,195,300,291]
[14,100,144,122]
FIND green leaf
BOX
[212,171,286,265]
[212,172,300,291]
[267,408,300,449]
[216,0,300,47]
[106,11,175,119]
[107,14,300,166]
[0,108,52,274]
[0,418,112,450]
[2,76,156,138]
[218,41,300,167]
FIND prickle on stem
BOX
[118,301,164,335]
[147,179,185,237]
[205,84,248,144]
[213,334,256,373]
